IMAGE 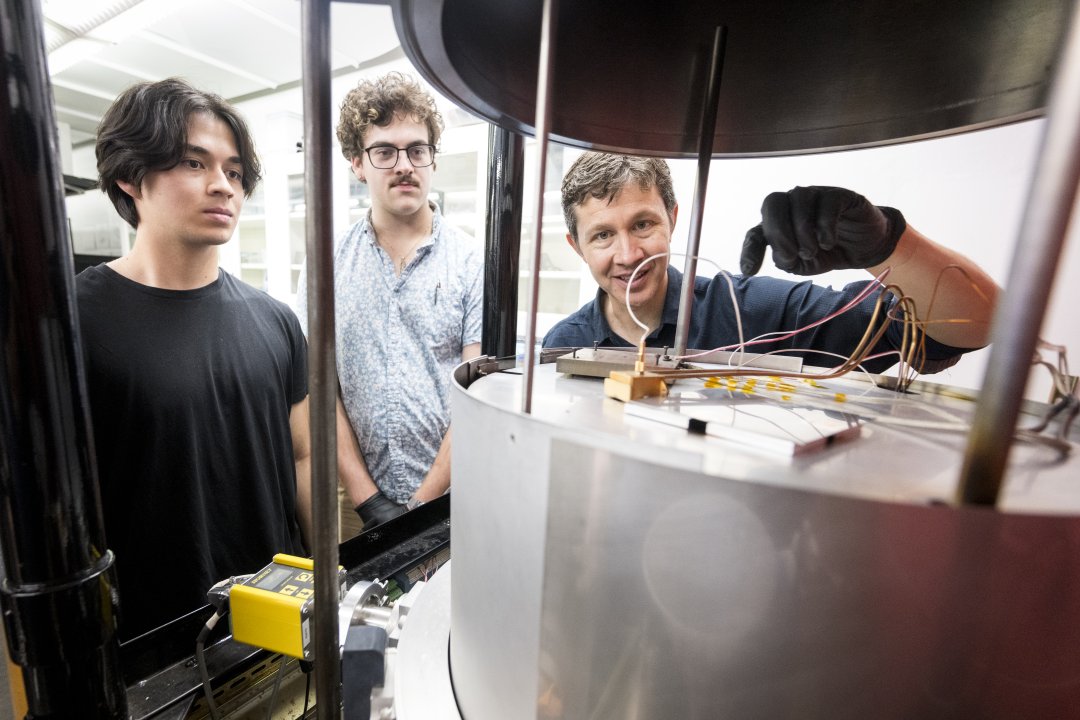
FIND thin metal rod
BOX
[674,26,728,357]
[521,0,559,414]
[956,2,1080,505]
[301,0,341,714]
[482,125,525,358]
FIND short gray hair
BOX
[561,152,676,242]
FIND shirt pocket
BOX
[424,292,464,361]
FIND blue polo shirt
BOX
[542,266,964,374]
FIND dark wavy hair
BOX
[562,152,677,243]
[96,78,262,228]
[336,72,443,162]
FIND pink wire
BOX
[677,269,892,361]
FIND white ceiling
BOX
[41,0,401,146]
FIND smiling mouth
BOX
[615,264,651,288]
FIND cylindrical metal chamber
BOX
[449,361,1080,720]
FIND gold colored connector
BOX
[604,371,669,402]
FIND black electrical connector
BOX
[342,625,389,720]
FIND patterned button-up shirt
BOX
[297,204,483,502]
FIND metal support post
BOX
[301,0,341,714]
[520,0,559,414]
[673,26,728,358]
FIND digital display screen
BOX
[254,566,293,591]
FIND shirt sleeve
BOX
[294,258,308,337]
[287,309,309,403]
[728,277,971,375]
[462,249,484,347]
[542,319,589,348]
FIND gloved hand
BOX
[356,491,405,530]
[739,186,906,276]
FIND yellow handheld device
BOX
[228,554,346,659]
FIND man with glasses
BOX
[297,72,482,536]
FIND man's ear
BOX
[565,233,584,260]
[350,155,366,184]
[670,203,679,229]
[116,179,141,200]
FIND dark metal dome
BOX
[391,0,1070,157]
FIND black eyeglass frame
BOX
[362,144,437,169]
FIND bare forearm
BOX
[294,456,312,548]
[868,225,1000,348]
[415,427,452,502]
[289,397,313,549]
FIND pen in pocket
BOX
[434,281,441,306]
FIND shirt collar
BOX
[362,201,443,250]
[659,265,683,327]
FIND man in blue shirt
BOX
[543,152,998,374]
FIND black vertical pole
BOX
[0,0,127,717]
[300,0,342,716]
[482,125,525,358]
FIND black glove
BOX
[739,186,906,276]
[356,491,405,530]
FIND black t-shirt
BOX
[76,265,308,639]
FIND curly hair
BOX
[96,78,261,229]
[336,72,444,161]
[561,152,677,243]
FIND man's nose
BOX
[207,167,235,196]
[614,232,644,265]
[393,149,413,171]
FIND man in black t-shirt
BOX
[77,79,311,639]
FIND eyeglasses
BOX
[363,144,436,169]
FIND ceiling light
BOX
[43,0,178,75]
[90,0,176,43]
[41,0,140,38]
[46,38,106,74]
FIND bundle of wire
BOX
[620,252,1074,452]
[622,251,929,389]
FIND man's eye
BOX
[183,158,202,169]
[408,145,432,163]
[372,148,395,161]
[227,169,243,181]
[634,220,653,231]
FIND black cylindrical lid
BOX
[390,0,1071,157]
